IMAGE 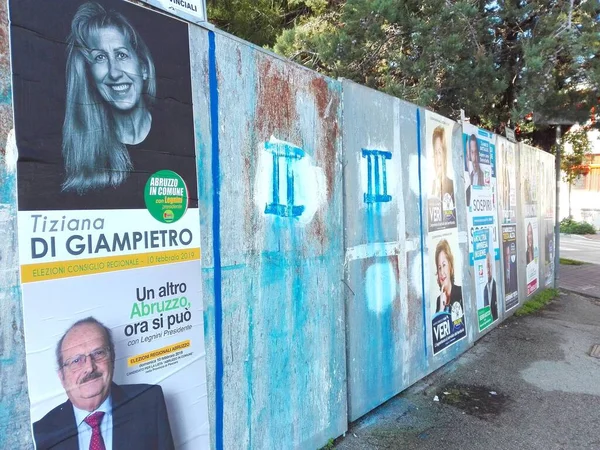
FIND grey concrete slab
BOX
[333,291,600,450]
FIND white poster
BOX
[138,0,207,23]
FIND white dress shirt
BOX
[73,395,113,450]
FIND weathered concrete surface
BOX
[192,27,347,450]
[334,290,600,450]
[0,0,33,447]
[342,80,409,421]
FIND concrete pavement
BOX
[332,281,600,449]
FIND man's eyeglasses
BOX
[61,347,111,371]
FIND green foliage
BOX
[513,0,600,128]
[559,257,585,265]
[207,0,324,48]
[514,289,560,317]
[274,0,506,123]
[210,0,600,149]
[559,217,596,235]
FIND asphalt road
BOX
[334,291,600,450]
[559,234,600,264]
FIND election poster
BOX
[463,124,500,331]
[497,136,518,312]
[521,144,539,296]
[428,231,466,355]
[472,229,499,330]
[521,144,539,219]
[426,111,457,232]
[502,225,519,311]
[10,1,209,449]
[497,136,517,225]
[524,217,540,295]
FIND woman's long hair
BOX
[62,1,156,193]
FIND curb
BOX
[558,287,600,300]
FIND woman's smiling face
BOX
[87,26,146,111]
[437,250,452,292]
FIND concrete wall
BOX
[341,81,409,421]
[192,28,347,450]
[0,0,34,446]
[0,3,556,450]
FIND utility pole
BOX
[555,125,561,288]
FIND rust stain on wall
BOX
[310,77,339,201]
[306,77,341,250]
[255,57,296,139]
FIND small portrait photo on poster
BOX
[10,0,198,211]
[33,317,175,450]
[504,239,518,295]
[465,133,485,207]
[433,238,463,317]
[430,125,455,208]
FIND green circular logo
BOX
[144,170,188,223]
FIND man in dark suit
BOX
[466,134,485,207]
[33,317,174,450]
[483,252,498,321]
[504,243,518,294]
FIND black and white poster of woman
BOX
[10,0,198,211]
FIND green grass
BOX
[318,438,335,450]
[514,288,560,317]
[559,257,585,265]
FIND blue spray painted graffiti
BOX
[361,146,397,408]
[264,140,305,217]
[362,149,392,204]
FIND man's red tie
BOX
[84,411,106,450]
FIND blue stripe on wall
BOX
[208,30,224,450]
[416,109,428,359]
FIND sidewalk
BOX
[333,289,600,450]
[559,262,600,298]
